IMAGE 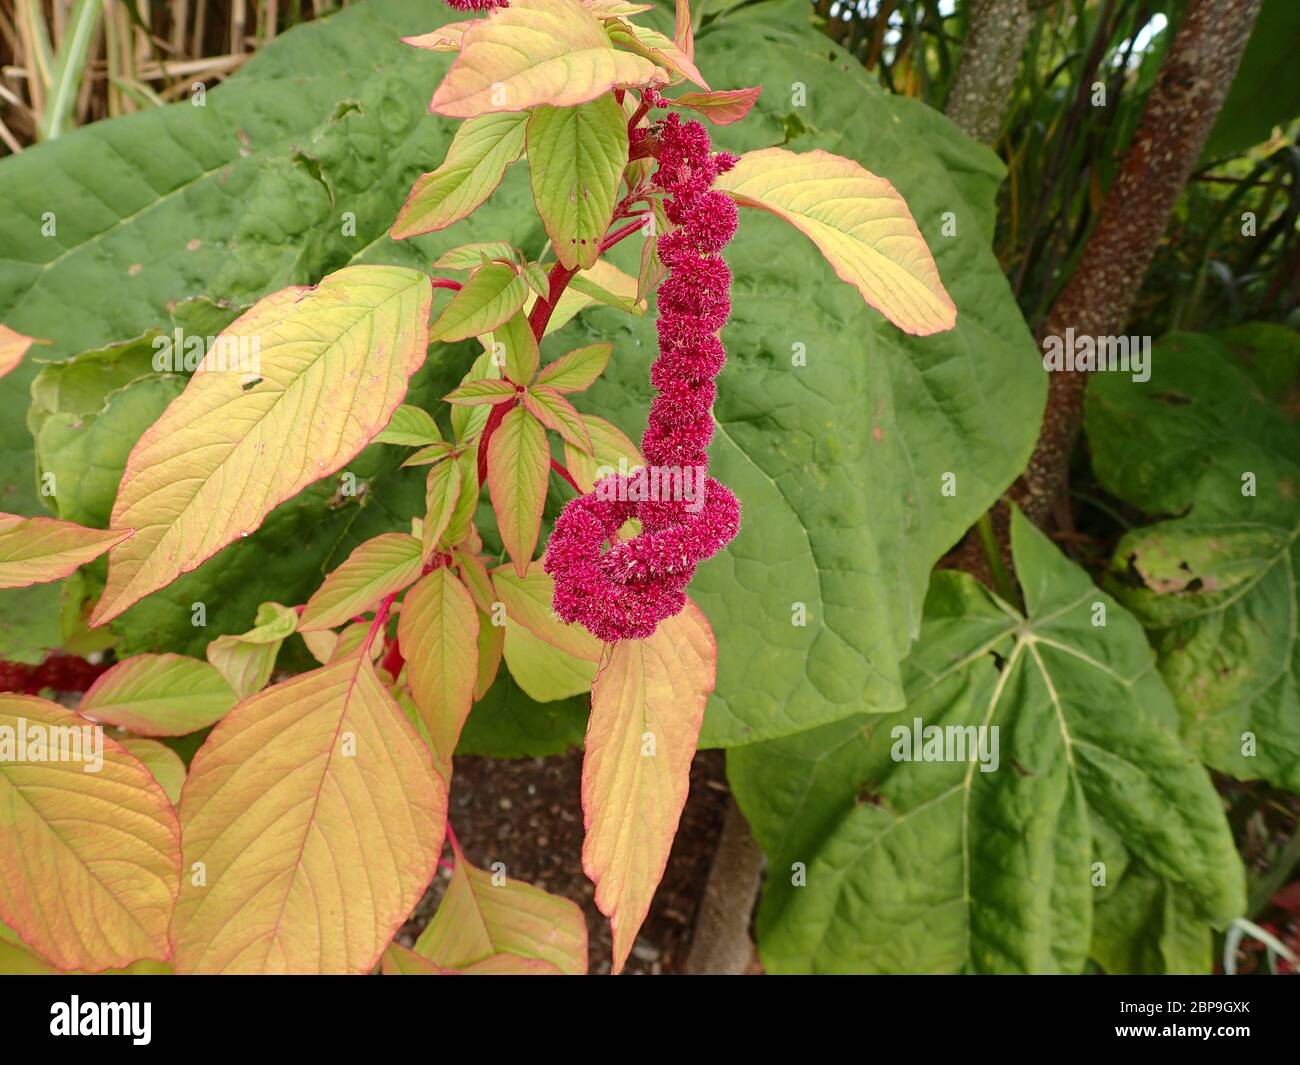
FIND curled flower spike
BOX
[545,109,742,641]
[442,0,507,11]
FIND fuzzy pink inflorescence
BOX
[544,109,742,642]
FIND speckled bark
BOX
[1014,0,1264,527]
[945,0,1034,144]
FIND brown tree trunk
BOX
[1014,0,1264,526]
[945,0,1035,144]
[684,797,765,974]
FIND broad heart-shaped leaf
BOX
[487,405,551,577]
[1091,859,1212,975]
[398,567,480,768]
[169,651,445,974]
[429,263,529,343]
[299,532,424,633]
[715,147,956,337]
[414,836,587,974]
[391,112,527,239]
[729,510,1245,975]
[205,601,298,699]
[429,0,665,117]
[90,265,433,626]
[1085,327,1300,792]
[527,96,630,271]
[584,601,716,973]
[79,653,238,737]
[0,513,127,588]
[0,694,181,972]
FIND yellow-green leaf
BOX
[423,458,463,559]
[205,600,298,700]
[391,113,528,239]
[564,414,644,493]
[606,18,708,90]
[487,406,551,576]
[119,738,187,805]
[79,653,238,737]
[527,95,630,270]
[444,379,518,406]
[524,385,593,453]
[0,694,181,972]
[382,942,561,975]
[169,652,445,974]
[536,343,612,393]
[414,836,587,973]
[442,449,482,547]
[504,624,599,701]
[0,513,128,589]
[429,263,529,343]
[91,265,433,625]
[715,147,957,336]
[669,86,761,125]
[583,601,715,973]
[496,310,540,384]
[430,0,664,118]
[398,568,480,769]
[454,549,496,615]
[433,241,521,270]
[375,404,442,447]
[492,563,603,661]
[299,533,424,633]
[527,259,644,335]
[474,610,505,700]
[401,20,479,51]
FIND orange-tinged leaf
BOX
[491,563,602,660]
[496,310,539,384]
[398,568,480,768]
[402,20,479,51]
[487,406,550,576]
[430,0,665,118]
[453,548,495,615]
[523,385,593,453]
[391,112,527,239]
[299,533,424,633]
[606,18,708,90]
[527,259,644,334]
[582,601,716,973]
[715,147,957,335]
[375,404,442,447]
[669,86,761,125]
[415,837,587,973]
[0,513,128,589]
[444,378,518,406]
[442,449,482,548]
[0,324,41,379]
[0,694,181,972]
[91,265,433,625]
[79,653,237,737]
[204,601,298,700]
[382,942,562,974]
[674,0,693,59]
[169,652,445,974]
[535,343,611,393]
[564,414,644,493]
[118,738,187,805]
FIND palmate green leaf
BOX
[526,95,630,270]
[1085,327,1300,791]
[390,112,527,239]
[729,510,1244,974]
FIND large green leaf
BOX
[729,510,1243,974]
[1085,326,1300,791]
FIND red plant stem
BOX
[476,396,516,486]
[550,458,581,493]
[430,277,463,292]
[445,820,462,855]
[600,217,648,254]
[361,592,398,656]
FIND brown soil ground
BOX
[395,748,732,974]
